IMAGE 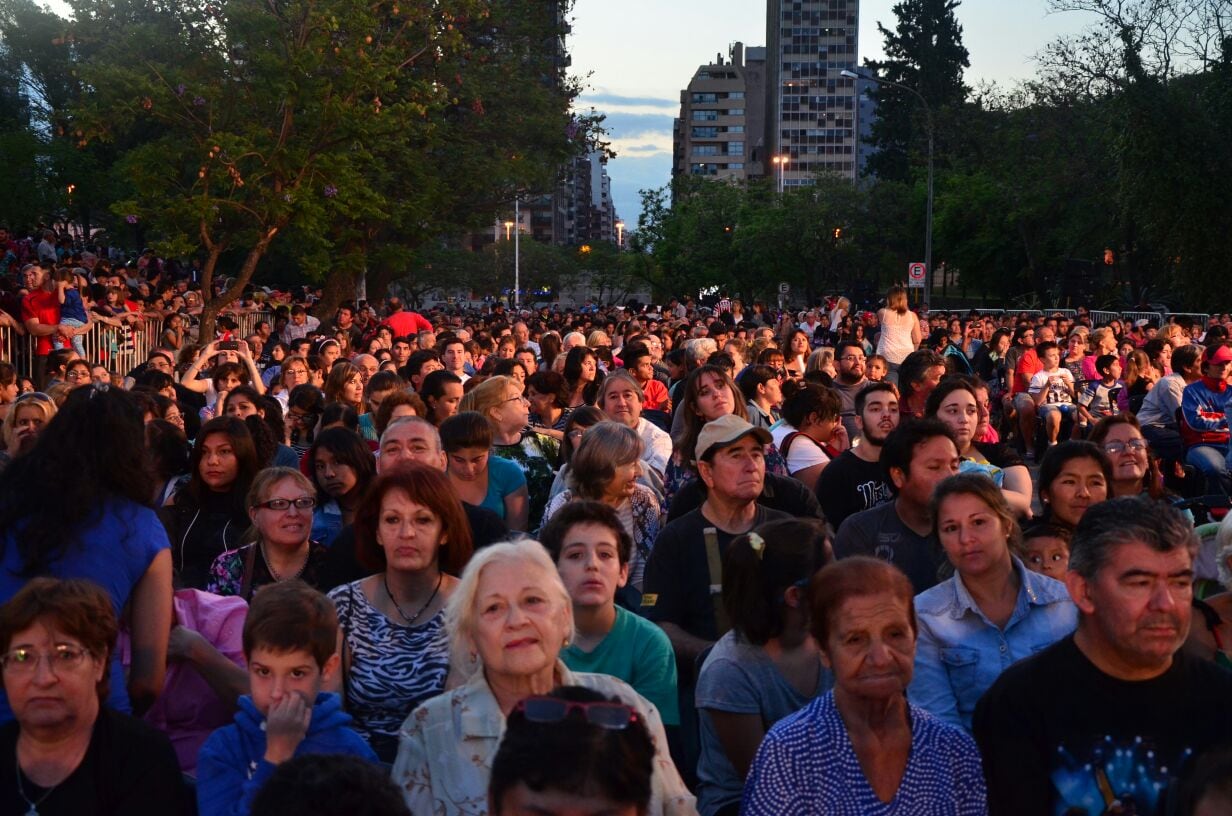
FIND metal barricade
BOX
[1089,310,1119,326]
[1121,311,1163,327]
[1166,312,1210,330]
[975,309,1006,318]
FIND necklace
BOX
[15,753,58,816]
[384,572,443,626]
[260,541,308,582]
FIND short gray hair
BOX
[1069,496,1196,581]
[683,338,717,365]
[568,421,642,500]
[444,539,574,681]
[379,415,441,452]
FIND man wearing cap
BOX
[640,414,791,664]
[1179,342,1232,496]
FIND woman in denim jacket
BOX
[909,474,1078,731]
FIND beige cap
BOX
[695,414,772,463]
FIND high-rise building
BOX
[765,0,860,186]
[672,43,766,182]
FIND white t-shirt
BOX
[770,423,830,475]
[1028,367,1075,404]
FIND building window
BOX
[692,110,718,121]
[727,108,745,116]
[728,125,745,133]
[727,142,744,155]
[728,163,745,170]
[692,126,719,138]
[727,91,745,100]
[691,93,718,103]
[691,163,718,176]
[693,144,722,156]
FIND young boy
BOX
[540,501,680,728]
[1028,340,1077,448]
[197,581,377,816]
[1077,353,1124,429]
[624,344,671,412]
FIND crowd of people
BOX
[1,236,1232,815]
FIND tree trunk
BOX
[199,225,280,341]
[313,264,363,321]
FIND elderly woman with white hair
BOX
[1187,515,1232,670]
[391,538,695,816]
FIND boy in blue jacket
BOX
[197,580,377,816]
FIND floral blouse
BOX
[493,431,560,528]
[391,661,695,816]
[205,541,331,601]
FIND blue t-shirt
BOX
[60,287,87,323]
[481,455,527,519]
[0,499,169,722]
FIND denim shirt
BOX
[909,557,1077,731]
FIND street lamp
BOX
[504,199,520,309]
[842,67,934,308]
[503,220,514,241]
[615,220,624,248]
[770,155,790,194]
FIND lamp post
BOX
[842,68,934,308]
[770,155,790,194]
[504,199,520,309]
[615,220,625,248]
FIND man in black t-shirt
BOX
[817,382,898,529]
[974,497,1232,816]
[832,419,959,593]
[641,414,789,665]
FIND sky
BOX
[570,0,1092,225]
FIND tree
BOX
[864,0,970,182]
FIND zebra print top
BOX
[329,579,450,763]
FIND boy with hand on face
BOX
[541,501,680,728]
[197,581,377,816]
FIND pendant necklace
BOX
[15,754,58,816]
[384,572,443,626]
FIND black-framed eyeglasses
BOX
[1103,439,1148,455]
[514,696,639,730]
[253,496,316,511]
[839,355,865,363]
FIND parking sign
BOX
[908,262,926,288]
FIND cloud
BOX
[607,154,674,223]
[581,91,678,109]
[609,130,672,159]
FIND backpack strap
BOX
[704,527,731,637]
[238,544,258,602]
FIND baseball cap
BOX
[1203,344,1232,366]
[695,414,772,463]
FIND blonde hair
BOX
[886,286,908,314]
[586,330,611,349]
[245,466,314,509]
[457,375,516,420]
[1088,327,1112,355]
[444,539,574,681]
[2,396,58,449]
[806,348,835,374]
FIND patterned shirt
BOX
[493,431,560,528]
[742,691,987,815]
[329,580,450,763]
[205,541,330,600]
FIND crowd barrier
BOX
[1089,310,1120,326]
[0,310,274,380]
[1167,313,1210,330]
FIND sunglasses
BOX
[514,696,639,730]
[15,391,53,404]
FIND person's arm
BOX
[706,710,767,779]
[657,621,712,667]
[905,618,964,729]
[792,462,826,494]
[236,342,265,395]
[179,342,217,394]
[0,310,24,334]
[911,313,923,347]
[999,465,1033,518]
[127,549,173,716]
[197,727,275,816]
[1030,374,1049,407]
[1182,384,1226,431]
[167,625,248,710]
[23,317,59,337]
[504,483,529,533]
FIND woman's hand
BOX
[264,692,312,764]
[167,625,204,663]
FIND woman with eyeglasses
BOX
[391,538,693,815]
[0,579,188,813]
[63,358,93,389]
[205,468,330,599]
[462,376,559,530]
[1088,413,1165,500]
[328,466,473,763]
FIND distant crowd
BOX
[0,229,1231,815]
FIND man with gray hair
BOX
[974,496,1232,815]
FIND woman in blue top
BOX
[743,556,985,815]
[440,411,528,530]
[307,427,376,548]
[0,385,172,721]
[909,473,1077,731]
